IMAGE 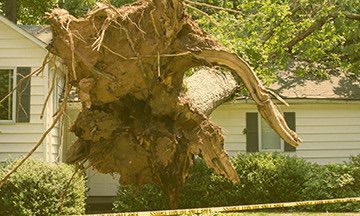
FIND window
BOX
[259,117,282,151]
[0,67,32,123]
[246,112,296,152]
[0,69,15,121]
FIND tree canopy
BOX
[189,0,360,83]
[0,0,133,24]
[0,0,359,81]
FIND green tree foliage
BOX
[0,0,57,24]
[188,0,360,83]
[0,159,86,215]
[58,0,97,18]
[0,0,135,24]
[113,153,360,212]
[0,0,358,79]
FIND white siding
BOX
[47,72,63,162]
[0,20,59,162]
[211,102,360,165]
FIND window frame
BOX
[0,67,17,123]
[257,116,284,152]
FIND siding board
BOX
[299,133,360,142]
[0,123,43,132]
[0,48,45,58]
[0,39,37,48]
[0,152,43,162]
[297,125,360,134]
[296,149,360,158]
[297,118,360,126]
[0,58,45,67]
[0,133,44,143]
[0,144,42,153]
[299,141,360,150]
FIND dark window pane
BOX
[260,117,281,150]
[0,69,13,120]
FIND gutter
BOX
[232,98,360,105]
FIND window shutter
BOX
[16,67,31,122]
[246,112,259,152]
[284,112,296,152]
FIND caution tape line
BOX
[87,197,360,216]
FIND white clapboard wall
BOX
[0,18,59,162]
[211,102,360,165]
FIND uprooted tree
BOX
[47,0,302,208]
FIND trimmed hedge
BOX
[0,159,87,216]
[113,153,360,212]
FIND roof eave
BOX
[234,98,360,105]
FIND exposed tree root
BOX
[47,0,302,208]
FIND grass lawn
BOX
[216,213,360,215]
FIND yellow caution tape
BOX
[86,196,360,216]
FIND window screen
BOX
[260,117,281,150]
[0,69,14,120]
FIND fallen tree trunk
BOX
[48,0,302,208]
[183,67,239,115]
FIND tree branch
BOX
[284,12,337,52]
[184,0,242,15]
[344,11,360,21]
[193,50,302,147]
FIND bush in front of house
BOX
[231,153,318,205]
[301,155,360,212]
[112,153,360,212]
[0,159,87,216]
[179,159,236,208]
[179,153,318,208]
[113,184,169,211]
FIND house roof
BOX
[268,71,360,100]
[0,15,48,49]
[18,25,52,45]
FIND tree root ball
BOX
[47,0,302,208]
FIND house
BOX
[0,15,60,163]
[211,71,360,164]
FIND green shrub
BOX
[231,153,318,205]
[348,155,360,189]
[179,159,235,208]
[179,154,317,208]
[301,157,360,212]
[113,184,168,212]
[113,153,360,213]
[0,159,87,216]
